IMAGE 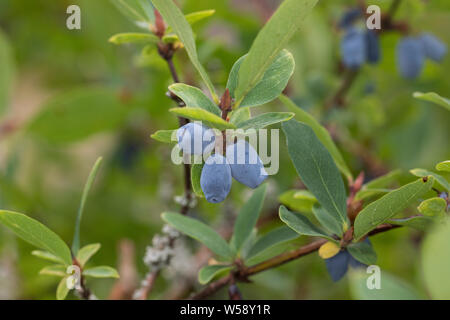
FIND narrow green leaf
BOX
[169,83,221,116]
[410,168,450,192]
[413,92,450,111]
[166,10,216,33]
[355,188,392,201]
[150,129,177,144]
[56,277,70,300]
[83,266,119,279]
[234,0,318,104]
[354,177,434,240]
[231,184,267,252]
[109,32,159,45]
[418,197,447,217]
[436,160,450,173]
[0,29,14,115]
[278,190,317,213]
[228,50,295,108]
[162,212,233,260]
[246,226,299,260]
[364,170,402,190]
[279,95,352,181]
[72,157,103,255]
[279,205,333,240]
[347,241,377,265]
[236,112,294,130]
[198,264,231,285]
[349,270,422,300]
[110,0,154,27]
[191,163,205,197]
[152,0,218,102]
[169,107,235,130]
[312,204,343,237]
[76,243,101,267]
[40,265,67,277]
[388,216,433,231]
[31,250,65,264]
[229,107,251,125]
[282,119,349,229]
[422,220,450,299]
[0,210,72,266]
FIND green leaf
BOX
[413,92,450,111]
[231,184,267,252]
[28,87,130,144]
[279,95,352,181]
[282,119,349,229]
[418,197,447,217]
[110,0,154,26]
[76,243,101,267]
[31,250,65,264]
[72,157,103,255]
[364,170,402,190]
[278,190,317,213]
[388,216,433,231]
[410,168,450,192]
[198,264,231,285]
[169,83,221,116]
[229,107,251,125]
[312,204,343,237]
[109,32,159,45]
[0,29,14,115]
[152,0,218,102]
[246,226,299,260]
[169,107,235,130]
[279,205,333,240]
[0,210,72,266]
[166,10,216,33]
[355,188,392,201]
[236,112,294,130]
[354,177,434,240]
[162,212,233,260]
[191,163,205,197]
[40,265,67,277]
[150,129,177,144]
[347,241,377,265]
[83,266,119,279]
[349,270,422,300]
[422,219,450,299]
[228,50,295,108]
[234,0,318,105]
[56,277,70,300]
[436,160,450,173]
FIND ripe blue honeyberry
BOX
[325,250,350,282]
[339,8,363,29]
[225,140,268,189]
[366,30,381,64]
[419,33,447,62]
[396,37,424,79]
[340,28,367,69]
[177,122,215,156]
[200,154,232,203]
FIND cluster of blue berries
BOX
[177,122,267,203]
[397,33,447,79]
[339,9,380,69]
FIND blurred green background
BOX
[0,0,449,299]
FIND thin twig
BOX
[138,270,160,300]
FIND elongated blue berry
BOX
[339,8,362,29]
[341,28,367,69]
[177,122,215,156]
[226,140,267,189]
[325,250,350,282]
[200,154,232,203]
[396,37,424,79]
[419,33,447,62]
[366,30,381,64]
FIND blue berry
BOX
[341,28,367,69]
[339,8,363,29]
[325,250,350,282]
[226,140,268,189]
[419,33,447,62]
[396,37,425,79]
[177,122,215,156]
[200,154,232,203]
[366,30,381,64]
